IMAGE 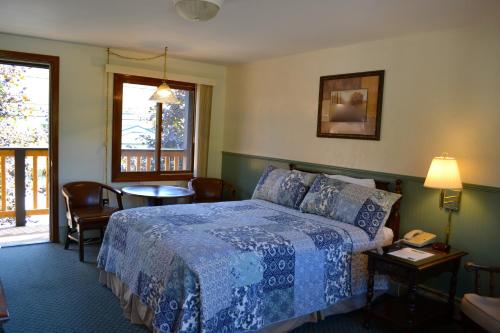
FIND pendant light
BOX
[149,47,180,104]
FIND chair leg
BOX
[79,229,84,262]
[64,226,71,250]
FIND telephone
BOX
[402,230,437,247]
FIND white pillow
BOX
[324,174,376,188]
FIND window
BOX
[112,74,196,182]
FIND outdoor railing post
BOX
[14,149,26,227]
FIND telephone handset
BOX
[402,229,437,247]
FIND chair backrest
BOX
[62,181,104,209]
[188,178,225,203]
[465,262,500,297]
[189,177,237,203]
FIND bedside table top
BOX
[364,244,468,271]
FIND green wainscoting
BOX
[221,151,500,298]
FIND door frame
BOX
[0,50,60,243]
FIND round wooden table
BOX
[121,185,195,206]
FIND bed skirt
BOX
[99,270,384,333]
[99,270,159,332]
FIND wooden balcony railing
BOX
[0,148,49,224]
[121,149,188,172]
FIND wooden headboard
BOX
[289,163,403,240]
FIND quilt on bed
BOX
[97,199,386,333]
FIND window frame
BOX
[111,74,196,182]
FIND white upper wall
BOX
[0,32,227,231]
[1,0,499,64]
[224,22,500,187]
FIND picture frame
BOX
[316,70,385,140]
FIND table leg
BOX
[406,273,417,332]
[364,258,375,329]
[448,259,460,317]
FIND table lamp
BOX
[423,153,462,252]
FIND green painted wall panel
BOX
[221,151,500,297]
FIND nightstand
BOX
[363,245,467,331]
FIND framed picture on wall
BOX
[316,70,385,140]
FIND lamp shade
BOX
[149,82,180,104]
[173,0,223,22]
[424,155,462,189]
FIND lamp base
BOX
[432,242,450,253]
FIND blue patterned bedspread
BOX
[97,199,385,333]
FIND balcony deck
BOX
[0,215,49,247]
[0,148,50,247]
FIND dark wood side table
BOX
[121,185,195,206]
[364,245,467,332]
[0,279,9,333]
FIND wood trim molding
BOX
[0,50,60,242]
[222,151,500,193]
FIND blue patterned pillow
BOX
[299,174,401,240]
[252,165,318,209]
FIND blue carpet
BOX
[0,243,461,333]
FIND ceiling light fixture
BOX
[173,0,224,22]
[149,46,180,104]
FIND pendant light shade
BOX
[173,0,223,22]
[149,82,179,104]
[149,47,180,104]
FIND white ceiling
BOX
[1,0,499,64]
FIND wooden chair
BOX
[188,177,236,203]
[62,181,123,262]
[461,262,500,332]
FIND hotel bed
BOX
[98,166,402,333]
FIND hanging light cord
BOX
[107,49,164,61]
[163,47,168,81]
[108,47,169,81]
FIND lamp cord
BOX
[445,209,452,246]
